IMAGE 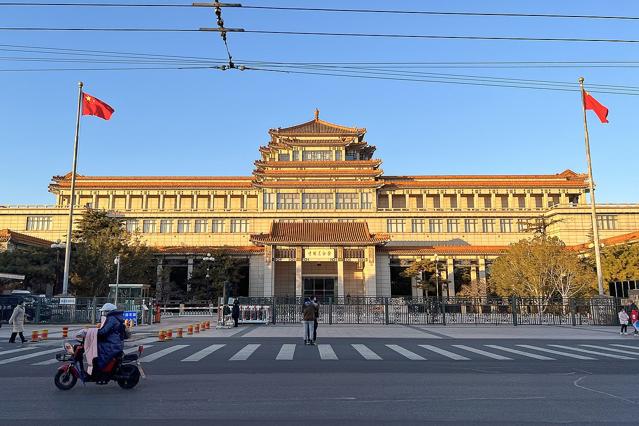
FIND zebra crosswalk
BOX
[0,341,637,366]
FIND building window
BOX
[361,192,372,209]
[429,219,443,233]
[26,216,52,231]
[447,219,459,233]
[263,193,274,210]
[569,194,580,205]
[387,219,405,233]
[482,219,495,233]
[277,193,300,210]
[335,150,342,161]
[412,219,425,233]
[211,219,224,233]
[548,195,560,207]
[534,196,543,208]
[432,195,441,209]
[195,219,207,233]
[517,196,526,209]
[464,219,477,233]
[499,195,509,209]
[230,219,249,233]
[337,219,356,222]
[345,150,358,160]
[465,195,475,209]
[517,219,529,232]
[302,150,332,161]
[292,150,299,161]
[125,219,139,233]
[302,193,333,210]
[482,195,492,209]
[278,153,290,161]
[160,219,173,233]
[143,219,156,233]
[336,193,359,210]
[500,219,512,233]
[597,215,617,230]
[447,195,458,209]
[177,219,191,233]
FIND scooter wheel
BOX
[117,365,140,389]
[54,370,77,391]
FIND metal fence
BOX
[238,296,621,326]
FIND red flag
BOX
[583,91,608,123]
[82,92,114,120]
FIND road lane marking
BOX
[548,345,635,360]
[142,345,189,362]
[0,348,61,365]
[452,345,512,360]
[611,344,639,351]
[276,344,296,361]
[386,344,425,360]
[318,344,338,360]
[419,345,469,360]
[517,345,595,360]
[484,345,554,360]
[352,344,382,360]
[580,344,638,356]
[182,344,225,362]
[0,346,36,356]
[31,344,156,366]
[229,344,260,361]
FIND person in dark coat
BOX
[312,296,320,343]
[231,299,240,327]
[96,303,126,370]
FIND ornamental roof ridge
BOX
[269,110,366,136]
[250,221,389,246]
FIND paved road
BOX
[1,337,638,424]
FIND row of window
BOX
[276,149,362,162]
[380,194,580,210]
[265,193,373,210]
[125,219,249,234]
[26,216,53,231]
[390,218,531,234]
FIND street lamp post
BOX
[114,255,121,306]
[433,254,440,300]
[50,240,66,296]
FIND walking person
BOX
[302,298,315,345]
[618,307,629,335]
[231,299,240,328]
[8,300,27,344]
[312,296,320,344]
[630,305,639,336]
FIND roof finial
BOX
[314,108,320,120]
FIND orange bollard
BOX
[158,330,166,342]
[207,321,211,329]
[41,329,48,340]
[200,321,206,331]
[62,327,69,339]
[166,329,173,340]
[187,325,193,335]
[194,324,200,333]
[177,328,183,338]
[31,330,39,342]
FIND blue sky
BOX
[1,0,638,204]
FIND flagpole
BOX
[578,76,605,296]
[61,81,84,296]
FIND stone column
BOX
[337,247,345,298]
[108,194,114,210]
[473,193,479,210]
[263,247,274,297]
[142,193,148,210]
[404,193,409,209]
[176,194,181,211]
[525,193,531,209]
[455,193,461,209]
[490,193,496,210]
[226,194,231,210]
[507,192,513,209]
[375,254,391,297]
[92,194,98,209]
[295,247,303,298]
[125,194,131,211]
[209,194,215,210]
[446,258,455,297]
[470,260,478,295]
[159,194,165,211]
[478,258,487,296]
[363,247,377,296]
[387,193,392,209]
[243,194,248,211]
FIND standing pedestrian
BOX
[231,299,240,328]
[8,300,27,344]
[630,305,639,336]
[302,298,315,345]
[312,296,320,344]
[618,307,629,335]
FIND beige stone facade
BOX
[1,112,638,297]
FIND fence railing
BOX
[237,296,621,326]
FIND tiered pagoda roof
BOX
[250,222,389,246]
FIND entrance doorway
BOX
[303,277,335,300]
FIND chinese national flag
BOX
[583,91,609,123]
[82,92,114,120]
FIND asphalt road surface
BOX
[1,337,638,425]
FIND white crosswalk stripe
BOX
[0,346,36,357]
[31,345,155,366]
[611,344,639,351]
[276,344,296,361]
[131,337,160,346]
[580,344,638,356]
[419,345,469,360]
[0,348,61,365]
[143,345,189,362]
[352,344,382,360]
[182,344,225,362]
[229,344,260,361]
[517,345,595,360]
[386,344,425,360]
[318,344,338,360]
[484,345,554,360]
[452,345,512,360]
[548,345,635,360]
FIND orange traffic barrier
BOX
[194,324,200,333]
[31,330,39,342]
[62,327,69,338]
[187,325,193,335]
[41,329,48,340]
[166,329,173,340]
[206,321,211,329]
[177,328,183,338]
[200,321,205,331]
[158,330,166,342]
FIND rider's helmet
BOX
[99,303,117,313]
